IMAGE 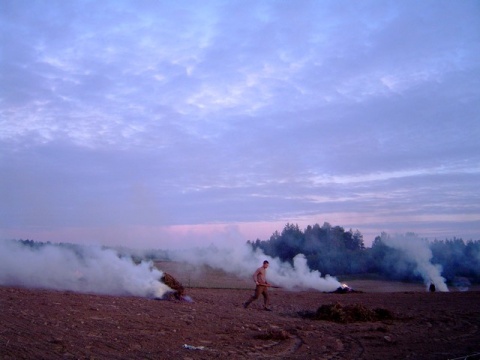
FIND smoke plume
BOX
[167,243,341,291]
[381,233,449,292]
[0,240,171,298]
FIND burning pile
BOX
[159,272,186,300]
[330,283,362,294]
[300,302,394,323]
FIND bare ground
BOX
[1,263,479,360]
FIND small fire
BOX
[332,283,355,293]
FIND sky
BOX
[1,0,479,250]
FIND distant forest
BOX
[9,222,480,286]
[247,222,480,284]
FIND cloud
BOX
[0,240,171,298]
[1,0,479,247]
[380,233,449,291]
[168,241,341,291]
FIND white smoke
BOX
[381,233,449,292]
[167,242,341,292]
[0,240,172,298]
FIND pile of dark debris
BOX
[299,302,395,323]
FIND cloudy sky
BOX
[1,0,479,250]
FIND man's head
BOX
[263,260,269,268]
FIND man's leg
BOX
[262,288,270,310]
[244,286,261,308]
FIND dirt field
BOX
[1,262,479,360]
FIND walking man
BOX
[243,260,272,311]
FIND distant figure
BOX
[429,283,436,292]
[243,260,272,311]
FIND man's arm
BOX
[252,268,260,284]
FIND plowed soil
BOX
[1,263,479,360]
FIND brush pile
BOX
[330,284,363,294]
[160,272,185,300]
[300,302,394,323]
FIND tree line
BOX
[247,222,480,284]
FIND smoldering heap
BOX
[330,283,363,294]
[159,272,186,300]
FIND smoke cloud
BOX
[167,243,341,292]
[381,233,449,292]
[0,240,171,298]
